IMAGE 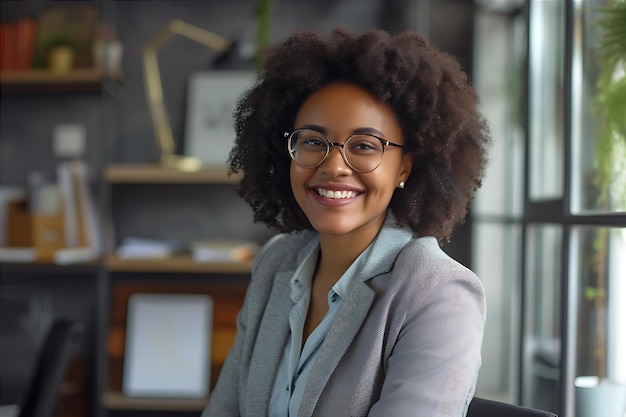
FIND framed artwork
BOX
[122,293,213,398]
[184,71,256,167]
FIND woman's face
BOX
[290,82,412,240]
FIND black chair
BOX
[468,397,558,417]
[17,318,80,417]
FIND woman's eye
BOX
[301,138,326,147]
[350,140,380,152]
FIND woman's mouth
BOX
[315,188,358,199]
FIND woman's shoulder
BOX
[400,236,469,266]
[389,235,485,317]
[395,235,482,287]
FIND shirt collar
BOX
[288,240,374,304]
[289,243,319,303]
[331,243,373,300]
[288,209,413,302]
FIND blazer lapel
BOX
[244,270,292,417]
[245,236,319,417]
[299,215,413,416]
[299,281,375,417]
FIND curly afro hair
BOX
[229,27,490,242]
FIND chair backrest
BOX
[18,318,80,417]
[468,397,558,417]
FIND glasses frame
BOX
[285,128,404,173]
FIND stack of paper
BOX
[116,237,184,259]
[190,239,259,263]
[0,247,37,263]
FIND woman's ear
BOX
[398,152,413,184]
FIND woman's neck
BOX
[315,220,382,286]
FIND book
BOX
[53,160,101,264]
[1,22,17,71]
[190,239,259,263]
[57,162,79,248]
[15,17,36,70]
[0,23,5,70]
[0,186,26,246]
[70,160,101,255]
[0,18,37,71]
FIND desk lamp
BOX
[143,19,230,171]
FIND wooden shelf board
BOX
[102,391,209,411]
[0,261,100,276]
[104,164,241,184]
[105,254,253,274]
[0,68,122,82]
[0,69,122,92]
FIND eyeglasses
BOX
[286,128,404,173]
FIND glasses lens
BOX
[344,135,384,172]
[290,129,328,167]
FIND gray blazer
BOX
[203,216,486,417]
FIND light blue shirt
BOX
[268,242,373,417]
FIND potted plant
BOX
[44,33,76,72]
[574,1,626,417]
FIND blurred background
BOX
[0,1,624,417]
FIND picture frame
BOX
[122,293,213,398]
[184,71,256,167]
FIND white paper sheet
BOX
[123,293,213,398]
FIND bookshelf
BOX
[1,2,270,415]
[102,162,260,413]
[0,13,123,413]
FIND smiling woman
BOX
[287,82,411,244]
[203,27,491,417]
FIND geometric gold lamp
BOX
[143,19,230,171]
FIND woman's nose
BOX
[319,145,352,175]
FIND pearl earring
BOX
[398,181,405,189]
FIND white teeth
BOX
[317,188,356,199]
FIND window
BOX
[474,1,626,415]
[523,1,626,415]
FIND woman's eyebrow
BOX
[352,127,386,137]
[299,124,328,133]
[298,125,386,138]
